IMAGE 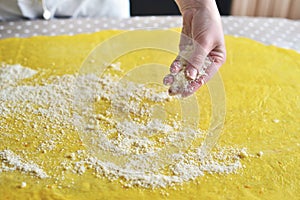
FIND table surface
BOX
[0,16,300,52]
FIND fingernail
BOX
[186,67,197,80]
[163,75,174,85]
[170,60,182,74]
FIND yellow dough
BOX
[0,30,299,200]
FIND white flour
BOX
[168,45,212,97]
[0,63,37,85]
[0,63,246,188]
[0,150,48,179]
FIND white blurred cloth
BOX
[0,0,130,21]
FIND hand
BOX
[164,0,226,97]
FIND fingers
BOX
[166,41,223,98]
[182,19,211,80]
[181,79,204,97]
[185,66,198,80]
[168,75,183,96]
[166,77,202,97]
[167,10,194,82]
[164,74,178,96]
[184,35,210,78]
[184,45,207,79]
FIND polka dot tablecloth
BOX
[0,16,299,52]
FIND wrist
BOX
[175,0,216,13]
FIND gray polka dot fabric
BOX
[0,16,299,52]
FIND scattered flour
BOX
[20,182,27,188]
[0,63,246,188]
[108,62,122,71]
[0,150,48,179]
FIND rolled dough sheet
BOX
[0,30,299,200]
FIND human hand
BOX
[163,0,226,97]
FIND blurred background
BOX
[130,0,300,19]
[1,0,299,21]
[0,0,299,41]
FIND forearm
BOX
[175,0,218,14]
